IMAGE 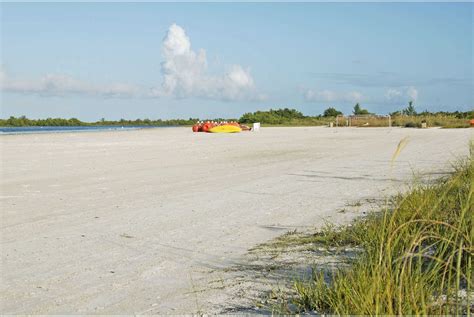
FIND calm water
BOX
[0,125,164,135]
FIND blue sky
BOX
[1,2,472,121]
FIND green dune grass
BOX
[275,147,473,315]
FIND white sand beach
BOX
[0,126,472,314]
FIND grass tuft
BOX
[283,153,473,315]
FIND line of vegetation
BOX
[1,103,472,128]
[272,149,473,315]
[385,101,471,128]
[239,108,334,126]
[0,116,202,127]
[239,103,472,128]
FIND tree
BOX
[239,108,305,124]
[353,103,370,115]
[323,107,342,117]
[403,101,417,116]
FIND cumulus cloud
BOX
[304,89,365,103]
[385,86,418,103]
[0,67,142,98]
[152,23,261,101]
[1,23,263,101]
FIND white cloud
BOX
[0,67,6,83]
[347,91,364,102]
[407,86,418,101]
[384,88,402,100]
[304,89,365,103]
[0,67,141,98]
[385,86,418,103]
[153,23,261,101]
[1,23,263,101]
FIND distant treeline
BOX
[0,116,201,127]
[1,104,472,127]
[239,104,473,126]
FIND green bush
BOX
[239,108,306,124]
[404,121,420,128]
[323,107,343,118]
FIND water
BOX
[0,125,163,135]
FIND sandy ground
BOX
[0,127,472,314]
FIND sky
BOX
[0,2,472,121]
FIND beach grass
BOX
[273,147,473,315]
[392,115,472,128]
[260,117,333,127]
[259,115,471,128]
[339,114,471,128]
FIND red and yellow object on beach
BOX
[209,124,242,133]
[192,121,245,133]
[199,122,214,132]
[470,119,474,127]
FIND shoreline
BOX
[0,125,179,136]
